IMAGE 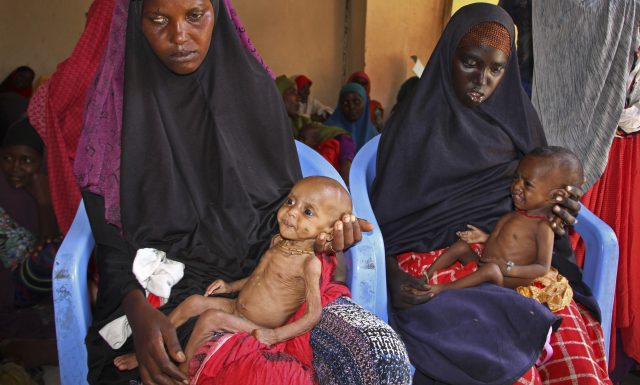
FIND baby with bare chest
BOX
[114,176,352,372]
[410,146,584,299]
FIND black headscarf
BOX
[0,92,28,143]
[2,116,44,155]
[120,0,301,295]
[372,3,545,256]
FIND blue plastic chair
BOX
[52,140,383,384]
[349,134,619,359]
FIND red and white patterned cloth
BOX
[396,247,612,385]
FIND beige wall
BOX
[364,0,448,113]
[232,0,349,108]
[0,0,92,83]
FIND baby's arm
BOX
[502,222,553,281]
[205,277,248,296]
[457,224,489,244]
[206,252,272,296]
[253,256,322,346]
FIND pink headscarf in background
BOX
[27,0,116,233]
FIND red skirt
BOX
[572,134,640,367]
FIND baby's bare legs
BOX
[113,295,235,371]
[425,240,478,281]
[414,262,504,300]
[180,309,262,374]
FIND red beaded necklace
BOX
[515,209,547,220]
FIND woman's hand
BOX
[123,290,188,385]
[24,173,52,206]
[314,214,374,254]
[549,185,583,236]
[386,256,432,309]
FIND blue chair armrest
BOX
[347,135,388,322]
[296,140,387,320]
[53,199,94,385]
[574,204,619,360]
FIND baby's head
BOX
[277,176,352,241]
[511,146,584,213]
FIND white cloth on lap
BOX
[99,248,184,349]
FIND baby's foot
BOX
[114,353,138,371]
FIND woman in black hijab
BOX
[80,0,373,383]
[371,4,610,385]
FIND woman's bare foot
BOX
[113,353,138,371]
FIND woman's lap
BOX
[397,249,610,385]
[189,296,412,385]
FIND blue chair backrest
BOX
[52,140,385,384]
[348,134,619,360]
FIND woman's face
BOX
[142,0,215,75]
[340,92,365,122]
[452,44,508,107]
[1,145,42,189]
[283,86,300,116]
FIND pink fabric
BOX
[74,0,127,226]
[27,0,116,233]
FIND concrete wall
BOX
[232,0,348,108]
[0,0,92,83]
[363,0,449,114]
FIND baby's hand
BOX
[252,328,279,347]
[205,279,229,296]
[457,224,488,244]
[422,283,448,300]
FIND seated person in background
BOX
[324,83,378,151]
[0,67,35,99]
[112,176,353,376]
[419,146,583,308]
[347,71,384,132]
[0,116,61,370]
[0,93,37,234]
[294,75,333,122]
[276,75,354,184]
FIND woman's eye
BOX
[524,181,533,188]
[286,198,294,206]
[22,157,32,164]
[304,209,314,217]
[188,11,204,22]
[152,15,168,24]
[490,65,504,75]
[463,59,477,67]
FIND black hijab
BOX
[120,0,301,293]
[371,3,545,256]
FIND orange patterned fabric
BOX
[458,21,512,57]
